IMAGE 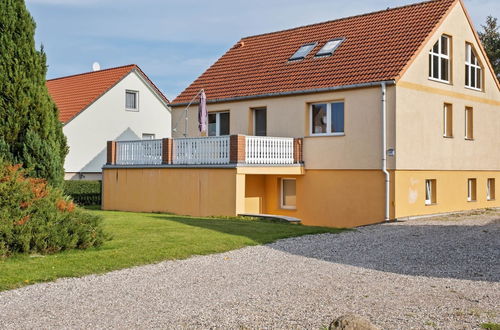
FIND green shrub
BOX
[63,180,101,206]
[63,180,101,195]
[0,163,107,257]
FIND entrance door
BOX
[254,108,267,136]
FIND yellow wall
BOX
[245,170,394,228]
[171,86,396,170]
[395,170,500,218]
[396,1,500,171]
[102,168,238,216]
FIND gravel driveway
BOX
[0,211,499,329]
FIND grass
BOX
[482,323,500,330]
[0,209,344,292]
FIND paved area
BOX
[0,210,499,329]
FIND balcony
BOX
[106,135,303,167]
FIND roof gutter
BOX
[171,80,396,107]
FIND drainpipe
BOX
[381,82,390,222]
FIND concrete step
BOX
[239,213,302,224]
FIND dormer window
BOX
[289,42,317,61]
[465,43,482,90]
[429,35,450,83]
[315,38,344,57]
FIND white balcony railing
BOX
[173,136,230,165]
[245,136,294,164]
[116,139,163,165]
[111,135,299,166]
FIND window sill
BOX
[308,133,345,138]
[425,202,437,206]
[467,200,477,203]
[465,138,474,141]
[465,86,483,93]
[125,108,139,112]
[428,77,451,85]
[280,207,297,210]
[487,199,495,201]
[443,135,453,139]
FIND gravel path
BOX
[1,212,499,329]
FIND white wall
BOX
[63,70,171,176]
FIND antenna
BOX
[92,62,101,71]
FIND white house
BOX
[47,64,171,180]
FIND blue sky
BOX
[26,0,498,100]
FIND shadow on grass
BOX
[149,214,344,245]
[160,213,500,283]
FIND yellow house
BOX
[102,0,500,228]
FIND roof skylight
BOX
[289,42,317,61]
[315,38,344,57]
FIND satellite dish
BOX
[92,62,101,71]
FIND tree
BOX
[478,15,500,79]
[0,0,67,187]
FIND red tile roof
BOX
[47,64,169,123]
[172,0,456,105]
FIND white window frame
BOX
[309,101,345,136]
[465,43,482,91]
[208,111,230,136]
[125,90,139,111]
[429,35,450,84]
[280,178,297,210]
[467,178,476,202]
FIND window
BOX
[467,178,477,202]
[425,179,437,205]
[443,103,453,137]
[487,178,496,201]
[289,42,317,61]
[310,102,344,136]
[315,38,344,57]
[465,107,473,140]
[208,112,230,136]
[253,108,267,136]
[142,133,155,140]
[125,90,138,110]
[429,35,450,83]
[465,43,482,90]
[281,178,296,209]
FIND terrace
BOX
[105,135,303,168]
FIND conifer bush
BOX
[0,163,106,257]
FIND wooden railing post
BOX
[293,138,303,164]
[230,135,246,164]
[106,141,116,165]
[162,138,173,164]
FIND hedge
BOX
[63,180,101,206]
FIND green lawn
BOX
[0,210,344,292]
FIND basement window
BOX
[289,42,317,61]
[425,179,437,205]
[315,38,344,57]
[487,178,495,201]
[467,178,477,202]
[281,178,296,209]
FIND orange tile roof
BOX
[47,64,169,123]
[172,0,456,105]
